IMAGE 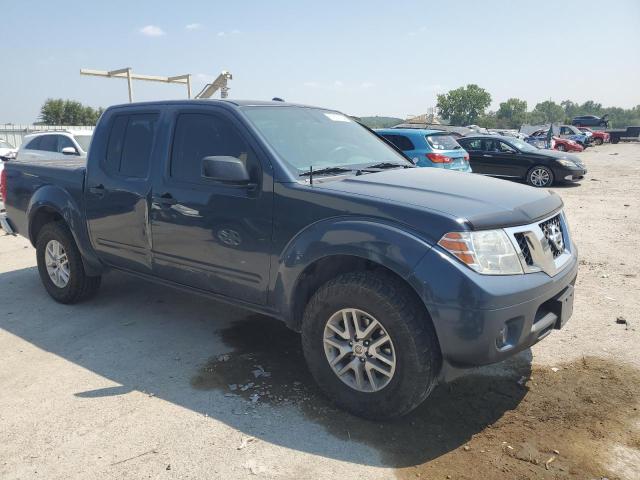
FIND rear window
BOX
[104,113,158,178]
[24,137,42,150]
[381,134,415,151]
[425,134,460,151]
[39,135,59,152]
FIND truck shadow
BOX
[0,266,531,468]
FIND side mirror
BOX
[201,156,251,184]
[61,147,78,156]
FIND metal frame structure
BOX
[80,68,192,102]
[80,67,233,102]
[194,71,233,99]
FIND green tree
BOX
[496,98,528,128]
[496,98,527,128]
[529,100,565,124]
[39,98,65,124]
[478,111,498,129]
[39,98,103,125]
[436,84,492,126]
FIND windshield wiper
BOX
[299,166,353,177]
[365,162,414,170]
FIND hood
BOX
[536,149,583,164]
[316,168,563,230]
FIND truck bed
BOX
[3,158,87,237]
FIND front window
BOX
[242,106,411,174]
[506,137,539,153]
[425,134,461,151]
[73,134,92,152]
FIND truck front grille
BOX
[504,211,573,277]
[514,233,534,265]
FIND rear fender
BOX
[28,185,103,275]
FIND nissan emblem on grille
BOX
[542,219,564,255]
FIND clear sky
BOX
[1,0,639,124]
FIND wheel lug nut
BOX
[359,358,365,362]
[348,342,353,346]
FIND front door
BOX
[150,107,273,305]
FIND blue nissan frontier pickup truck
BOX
[0,100,578,418]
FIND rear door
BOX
[149,106,273,305]
[85,109,160,273]
[459,138,488,172]
[478,139,516,176]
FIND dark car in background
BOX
[457,135,587,187]
[571,114,609,128]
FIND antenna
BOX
[309,166,313,185]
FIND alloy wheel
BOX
[323,308,396,392]
[45,240,70,288]
[530,168,551,187]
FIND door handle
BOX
[88,184,105,196]
[153,193,177,206]
[482,154,493,157]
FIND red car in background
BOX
[577,127,610,145]
[553,137,584,152]
[527,129,584,152]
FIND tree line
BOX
[38,99,104,126]
[436,85,640,129]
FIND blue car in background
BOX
[375,128,471,172]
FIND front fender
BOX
[28,185,103,275]
[272,217,433,324]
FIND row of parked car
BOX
[375,126,587,188]
[0,123,586,196]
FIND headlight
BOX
[438,230,523,275]
[556,159,577,167]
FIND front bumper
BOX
[410,242,579,374]
[557,166,587,182]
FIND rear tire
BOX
[556,144,566,152]
[301,271,440,419]
[527,165,554,188]
[36,222,101,304]
[595,138,603,146]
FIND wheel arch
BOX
[272,217,436,332]
[27,186,104,275]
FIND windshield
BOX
[73,134,92,152]
[508,137,540,153]
[242,106,411,173]
[0,140,13,149]
[425,134,460,151]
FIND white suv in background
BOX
[16,130,92,161]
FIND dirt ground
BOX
[1,143,639,480]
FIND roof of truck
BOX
[108,99,325,110]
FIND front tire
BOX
[301,271,440,419]
[527,165,554,188]
[595,138,603,145]
[36,222,101,304]
[556,144,566,152]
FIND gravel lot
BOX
[1,143,639,480]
